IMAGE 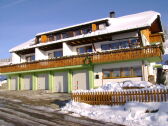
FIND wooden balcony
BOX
[0,45,162,73]
[149,33,163,43]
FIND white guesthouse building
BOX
[0,11,164,92]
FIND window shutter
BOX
[92,24,97,32]
[41,35,47,43]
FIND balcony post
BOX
[18,75,23,90]
[49,71,54,92]
[68,70,72,93]
[88,66,94,89]
[32,73,37,90]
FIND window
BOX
[132,67,142,77]
[101,44,111,50]
[77,46,93,54]
[103,70,111,78]
[129,39,139,48]
[62,32,68,39]
[48,35,54,41]
[74,30,82,36]
[102,66,142,79]
[82,27,92,34]
[121,67,131,77]
[55,34,61,40]
[112,68,120,77]
[26,55,35,62]
[54,51,63,58]
[48,53,54,59]
[101,39,139,51]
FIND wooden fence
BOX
[72,89,168,105]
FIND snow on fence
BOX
[72,89,168,105]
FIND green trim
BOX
[32,73,37,90]
[154,64,163,68]
[88,66,94,89]
[68,70,72,93]
[19,75,24,90]
[17,75,21,90]
[49,71,54,92]
[7,76,11,90]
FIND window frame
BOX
[102,66,142,79]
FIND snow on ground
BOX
[73,80,168,93]
[61,81,168,125]
[62,101,168,126]
[0,80,7,87]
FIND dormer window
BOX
[48,35,54,41]
[62,32,69,39]
[55,34,61,40]
[74,30,82,36]
[82,27,92,34]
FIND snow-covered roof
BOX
[10,11,160,53]
[9,38,35,52]
[36,18,109,36]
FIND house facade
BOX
[0,11,164,92]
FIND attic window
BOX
[55,34,61,40]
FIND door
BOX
[72,69,89,90]
[10,76,17,90]
[54,72,68,92]
[37,74,49,90]
[23,75,32,90]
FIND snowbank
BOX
[0,80,7,87]
[62,101,168,126]
[73,81,168,93]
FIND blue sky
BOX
[0,0,167,58]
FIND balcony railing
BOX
[0,45,162,73]
[149,33,163,43]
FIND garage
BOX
[72,69,89,90]
[37,74,49,90]
[23,75,32,90]
[10,76,18,90]
[54,72,68,92]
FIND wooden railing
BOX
[149,33,163,43]
[0,45,162,73]
[72,89,168,105]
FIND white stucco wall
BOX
[112,31,138,40]
[94,61,143,87]
[63,42,76,56]
[11,53,21,64]
[35,48,47,60]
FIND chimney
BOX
[109,11,115,18]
